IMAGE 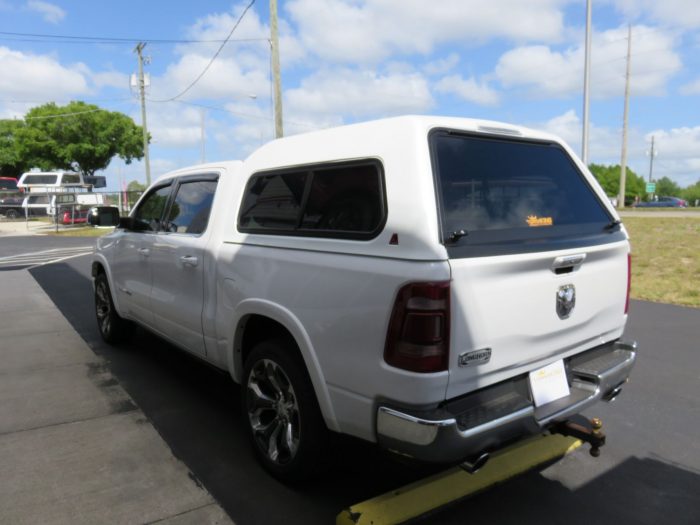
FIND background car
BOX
[634,196,687,208]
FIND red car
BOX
[60,208,89,224]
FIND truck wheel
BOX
[5,209,18,219]
[243,339,329,482]
[94,273,132,344]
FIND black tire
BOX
[243,339,329,482]
[5,209,19,219]
[94,273,133,344]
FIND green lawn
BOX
[624,217,700,307]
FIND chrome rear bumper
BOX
[376,340,637,464]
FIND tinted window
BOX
[301,165,382,232]
[133,185,172,231]
[28,195,50,204]
[61,174,81,184]
[239,172,307,231]
[0,179,18,191]
[164,180,217,234]
[238,161,384,239]
[431,131,611,255]
[22,175,58,185]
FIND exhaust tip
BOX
[459,452,490,474]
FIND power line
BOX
[24,108,102,120]
[149,0,257,103]
[0,30,267,45]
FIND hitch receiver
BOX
[551,416,606,457]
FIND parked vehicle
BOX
[90,116,636,482]
[60,208,89,224]
[0,177,21,193]
[634,196,687,208]
[21,194,50,216]
[0,196,24,219]
[50,193,104,216]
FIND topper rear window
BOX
[430,130,619,257]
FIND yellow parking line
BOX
[336,434,582,525]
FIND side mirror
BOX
[87,206,120,227]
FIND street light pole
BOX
[135,42,151,186]
[581,0,592,165]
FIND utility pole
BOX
[647,135,656,181]
[135,42,151,186]
[581,0,592,165]
[270,0,284,138]
[200,108,206,164]
[617,25,632,210]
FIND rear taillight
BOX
[625,253,631,314]
[384,281,450,373]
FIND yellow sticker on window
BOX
[526,215,553,227]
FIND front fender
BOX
[226,298,339,433]
[91,253,125,319]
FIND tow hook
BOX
[551,416,606,457]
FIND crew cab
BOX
[90,116,636,481]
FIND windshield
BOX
[431,130,615,256]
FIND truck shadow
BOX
[29,260,700,525]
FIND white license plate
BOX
[529,359,570,407]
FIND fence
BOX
[0,189,145,232]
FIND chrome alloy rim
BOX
[246,359,300,465]
[95,280,111,336]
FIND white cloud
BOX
[26,0,65,24]
[423,53,460,76]
[537,110,700,186]
[609,0,700,29]
[434,74,499,106]
[139,104,202,149]
[495,25,682,98]
[92,71,128,90]
[679,78,700,95]
[285,68,434,120]
[285,0,567,64]
[0,47,89,106]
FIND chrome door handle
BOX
[180,255,199,267]
[137,248,150,257]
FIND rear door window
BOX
[431,130,617,256]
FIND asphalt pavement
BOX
[1,235,699,525]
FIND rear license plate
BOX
[529,359,570,407]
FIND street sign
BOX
[646,182,656,193]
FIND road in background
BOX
[4,235,699,524]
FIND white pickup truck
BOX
[90,115,636,482]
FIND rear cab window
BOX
[238,160,386,239]
[429,129,623,257]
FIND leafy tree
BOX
[15,101,146,177]
[654,176,681,197]
[588,163,646,202]
[0,119,27,178]
[681,180,700,206]
[127,180,147,192]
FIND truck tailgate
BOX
[446,240,629,399]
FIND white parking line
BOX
[0,247,93,268]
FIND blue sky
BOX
[1,0,699,190]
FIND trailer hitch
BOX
[551,416,606,457]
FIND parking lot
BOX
[1,235,699,524]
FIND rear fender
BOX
[226,298,339,432]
